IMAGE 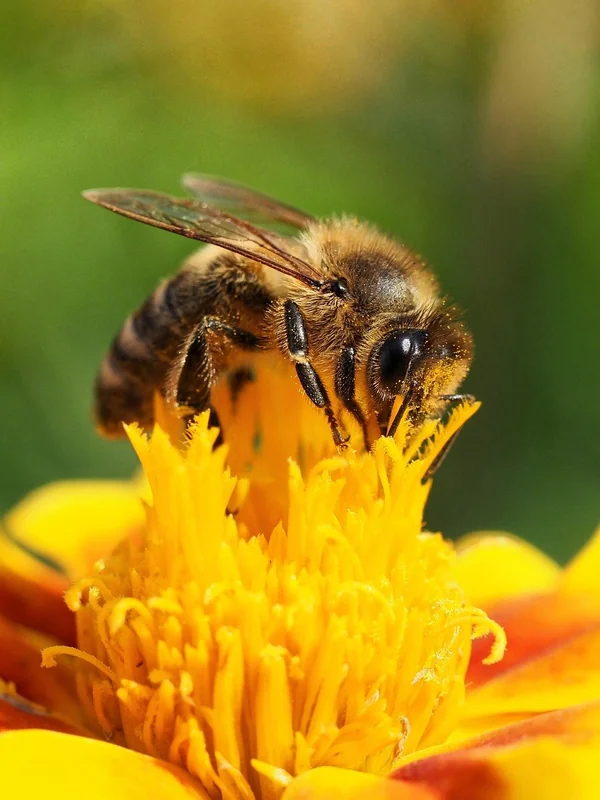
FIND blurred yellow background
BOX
[1,0,599,560]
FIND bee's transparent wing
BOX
[83,188,323,288]
[182,173,314,234]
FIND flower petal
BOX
[0,480,142,642]
[0,548,74,644]
[393,702,600,799]
[0,729,207,799]
[399,737,599,799]
[3,479,143,579]
[284,704,600,799]
[282,767,435,799]
[455,533,560,609]
[465,626,600,721]
[0,694,84,735]
[0,613,82,722]
[562,525,600,598]
[467,590,600,687]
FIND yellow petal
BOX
[282,767,434,800]
[484,737,599,800]
[0,523,65,594]
[562,525,600,598]
[3,479,143,579]
[455,533,560,608]
[444,711,538,742]
[0,729,208,799]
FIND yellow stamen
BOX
[42,646,117,683]
[43,360,504,799]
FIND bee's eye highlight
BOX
[379,330,428,391]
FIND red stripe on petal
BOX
[392,702,600,799]
[399,701,600,767]
[0,614,82,723]
[465,627,600,721]
[397,757,504,800]
[0,565,75,646]
[0,695,84,735]
[467,591,600,687]
[459,701,600,754]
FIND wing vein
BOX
[83,187,324,289]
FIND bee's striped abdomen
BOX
[95,276,190,436]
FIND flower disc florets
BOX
[43,363,503,799]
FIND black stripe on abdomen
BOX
[95,278,188,435]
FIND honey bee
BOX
[84,175,473,459]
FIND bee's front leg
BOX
[419,393,475,481]
[283,300,348,447]
[335,345,370,449]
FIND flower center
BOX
[43,364,503,799]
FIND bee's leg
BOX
[171,323,225,446]
[296,362,349,447]
[169,316,263,438]
[283,300,348,447]
[418,394,476,481]
[169,324,211,415]
[421,429,461,483]
[335,345,370,449]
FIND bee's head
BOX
[366,309,473,433]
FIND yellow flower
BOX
[1,360,599,798]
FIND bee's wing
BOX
[181,173,314,233]
[83,188,324,288]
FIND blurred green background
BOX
[1,0,598,561]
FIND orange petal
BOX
[0,480,142,642]
[455,533,560,609]
[398,738,599,799]
[465,626,600,722]
[393,702,600,799]
[0,553,74,645]
[0,613,82,723]
[282,767,435,800]
[467,590,600,687]
[0,694,84,736]
[3,479,143,579]
[0,729,207,799]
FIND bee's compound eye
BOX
[378,330,428,391]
